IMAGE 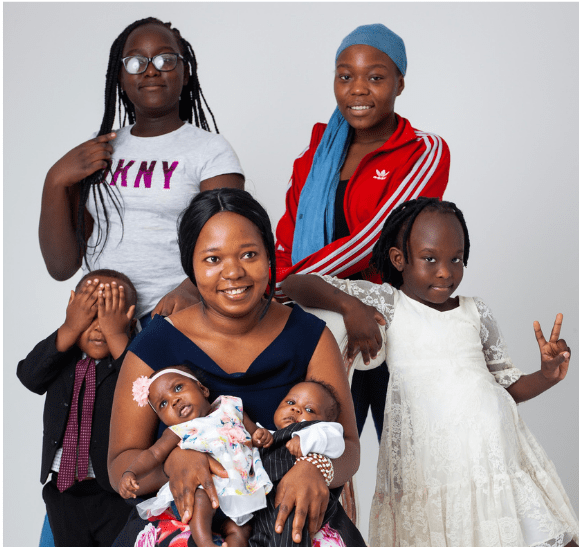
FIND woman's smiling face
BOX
[192,212,270,320]
[334,44,404,137]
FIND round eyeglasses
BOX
[121,53,184,75]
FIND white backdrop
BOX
[4,3,579,545]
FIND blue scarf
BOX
[291,23,407,265]
[291,107,351,264]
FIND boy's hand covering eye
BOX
[64,278,100,336]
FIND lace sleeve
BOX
[315,274,396,328]
[473,297,523,388]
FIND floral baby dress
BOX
[137,396,273,525]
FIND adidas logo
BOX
[373,170,390,180]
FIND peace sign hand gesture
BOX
[534,313,571,383]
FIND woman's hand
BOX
[152,279,201,318]
[274,460,330,543]
[343,299,385,365]
[535,313,571,383]
[46,134,116,188]
[164,448,228,524]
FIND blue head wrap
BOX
[291,24,407,265]
[336,23,406,76]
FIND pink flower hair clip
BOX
[132,376,154,407]
[132,368,199,409]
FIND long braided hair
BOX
[370,197,470,288]
[76,17,218,268]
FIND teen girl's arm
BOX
[274,327,360,543]
[151,173,244,316]
[119,428,181,499]
[506,314,571,404]
[200,173,244,192]
[282,274,385,364]
[108,351,228,524]
[274,130,449,298]
[39,134,117,280]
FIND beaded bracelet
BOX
[295,452,334,486]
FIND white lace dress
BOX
[317,276,579,547]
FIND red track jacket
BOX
[275,115,450,297]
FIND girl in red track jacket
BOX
[275,117,450,296]
[274,24,450,299]
[274,23,451,445]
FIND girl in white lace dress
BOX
[282,197,579,547]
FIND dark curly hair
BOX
[303,379,342,421]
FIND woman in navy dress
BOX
[108,188,362,546]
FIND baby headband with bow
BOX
[132,368,199,408]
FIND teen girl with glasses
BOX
[39,17,245,329]
[36,17,244,547]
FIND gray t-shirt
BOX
[84,123,243,317]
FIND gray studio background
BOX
[4,3,578,544]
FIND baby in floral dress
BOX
[120,365,274,547]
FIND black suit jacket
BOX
[17,330,126,493]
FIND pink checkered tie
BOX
[56,357,96,492]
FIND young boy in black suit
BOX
[18,269,137,547]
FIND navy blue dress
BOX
[129,304,325,430]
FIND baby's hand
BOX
[97,282,135,340]
[62,278,100,337]
[285,436,303,458]
[252,428,273,449]
[119,471,139,499]
[535,314,571,383]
